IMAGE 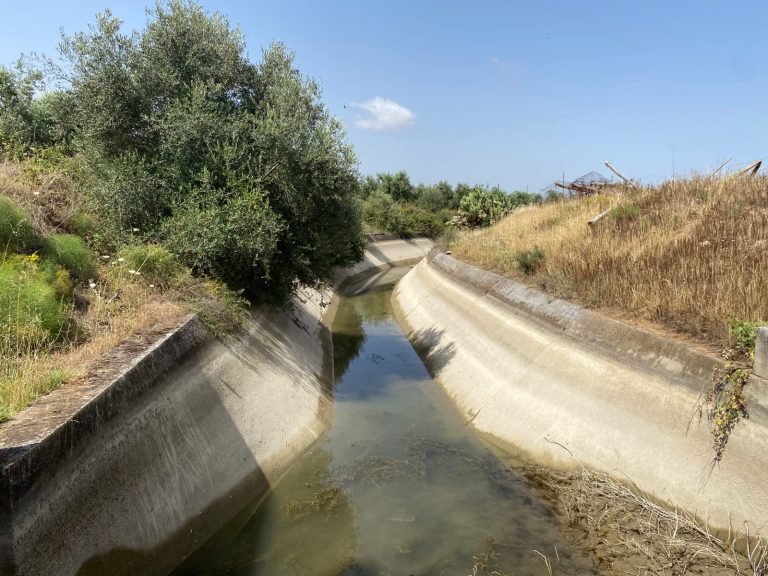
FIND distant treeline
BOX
[359,171,541,237]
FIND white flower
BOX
[149,284,155,288]
[117,257,125,263]
[101,255,111,260]
[32,191,40,196]
[88,280,97,289]
[128,269,141,275]
[132,228,140,232]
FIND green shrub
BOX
[515,247,545,275]
[50,268,74,300]
[117,243,184,287]
[611,204,640,221]
[68,211,96,236]
[42,233,98,280]
[398,204,446,237]
[727,318,764,357]
[0,196,39,252]
[0,257,71,349]
[161,188,283,294]
[453,187,539,229]
[363,190,402,232]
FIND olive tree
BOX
[57,1,364,301]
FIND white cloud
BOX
[351,97,415,131]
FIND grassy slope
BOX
[452,176,768,349]
[0,160,241,422]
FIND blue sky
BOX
[1,1,766,191]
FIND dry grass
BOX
[453,176,768,348]
[0,158,89,236]
[528,463,768,575]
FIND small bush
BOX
[68,211,96,236]
[515,247,545,275]
[42,233,98,280]
[0,257,71,349]
[727,318,763,357]
[362,190,402,232]
[0,196,39,252]
[398,204,446,237]
[117,244,184,288]
[611,204,640,221]
[50,267,74,300]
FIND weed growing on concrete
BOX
[708,353,749,462]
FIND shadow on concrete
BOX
[410,326,457,375]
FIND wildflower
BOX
[149,284,155,289]
[101,255,111,260]
[32,191,40,196]
[128,269,141,275]
[132,228,140,232]
[26,254,39,263]
[88,280,97,289]
[117,257,125,263]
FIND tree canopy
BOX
[22,1,366,301]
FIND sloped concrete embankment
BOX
[0,238,433,576]
[393,249,768,536]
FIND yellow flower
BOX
[26,254,39,263]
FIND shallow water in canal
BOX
[171,288,593,575]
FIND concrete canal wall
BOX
[0,238,433,576]
[393,248,768,536]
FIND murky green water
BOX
[172,289,592,576]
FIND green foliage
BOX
[58,2,363,301]
[116,243,184,287]
[398,204,447,237]
[50,267,74,300]
[544,189,566,202]
[515,247,545,275]
[361,189,450,238]
[0,196,39,252]
[0,62,74,159]
[68,211,96,236]
[362,190,401,232]
[708,361,749,462]
[453,187,539,228]
[727,318,763,357]
[611,203,640,221]
[180,277,248,337]
[0,256,71,348]
[416,180,455,211]
[376,171,415,202]
[359,173,537,236]
[42,233,98,280]
[161,187,283,293]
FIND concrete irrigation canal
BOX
[170,285,591,575]
[2,238,768,575]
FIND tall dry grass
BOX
[452,176,768,348]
